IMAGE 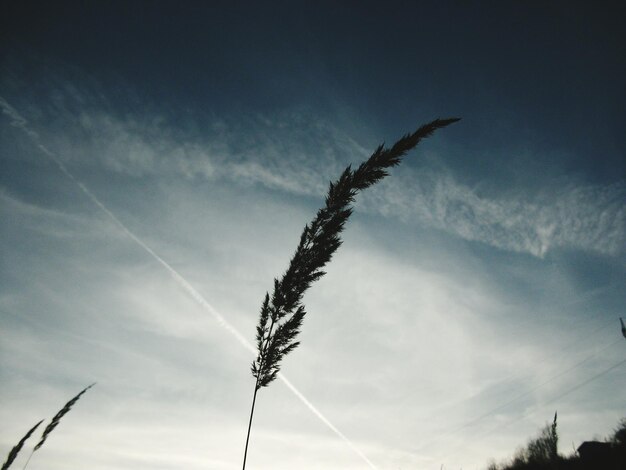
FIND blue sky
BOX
[1,2,624,470]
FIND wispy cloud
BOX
[4,82,622,259]
[363,168,626,257]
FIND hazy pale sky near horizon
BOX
[1,2,625,470]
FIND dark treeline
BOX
[486,416,626,470]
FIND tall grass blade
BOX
[21,383,96,469]
[33,383,96,452]
[242,117,460,469]
[1,420,43,470]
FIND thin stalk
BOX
[242,384,259,470]
[242,318,276,470]
[21,449,34,470]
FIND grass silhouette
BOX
[242,118,460,469]
[1,384,95,470]
[1,421,43,470]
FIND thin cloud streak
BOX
[0,96,380,470]
[0,95,250,351]
[436,355,626,465]
[414,336,623,455]
[277,374,378,470]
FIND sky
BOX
[0,2,625,469]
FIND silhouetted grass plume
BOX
[22,383,96,469]
[34,383,96,451]
[242,117,460,469]
[1,420,43,470]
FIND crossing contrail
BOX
[435,351,626,464]
[0,96,379,470]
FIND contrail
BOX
[415,335,622,452]
[436,354,626,464]
[277,373,378,469]
[0,96,378,469]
